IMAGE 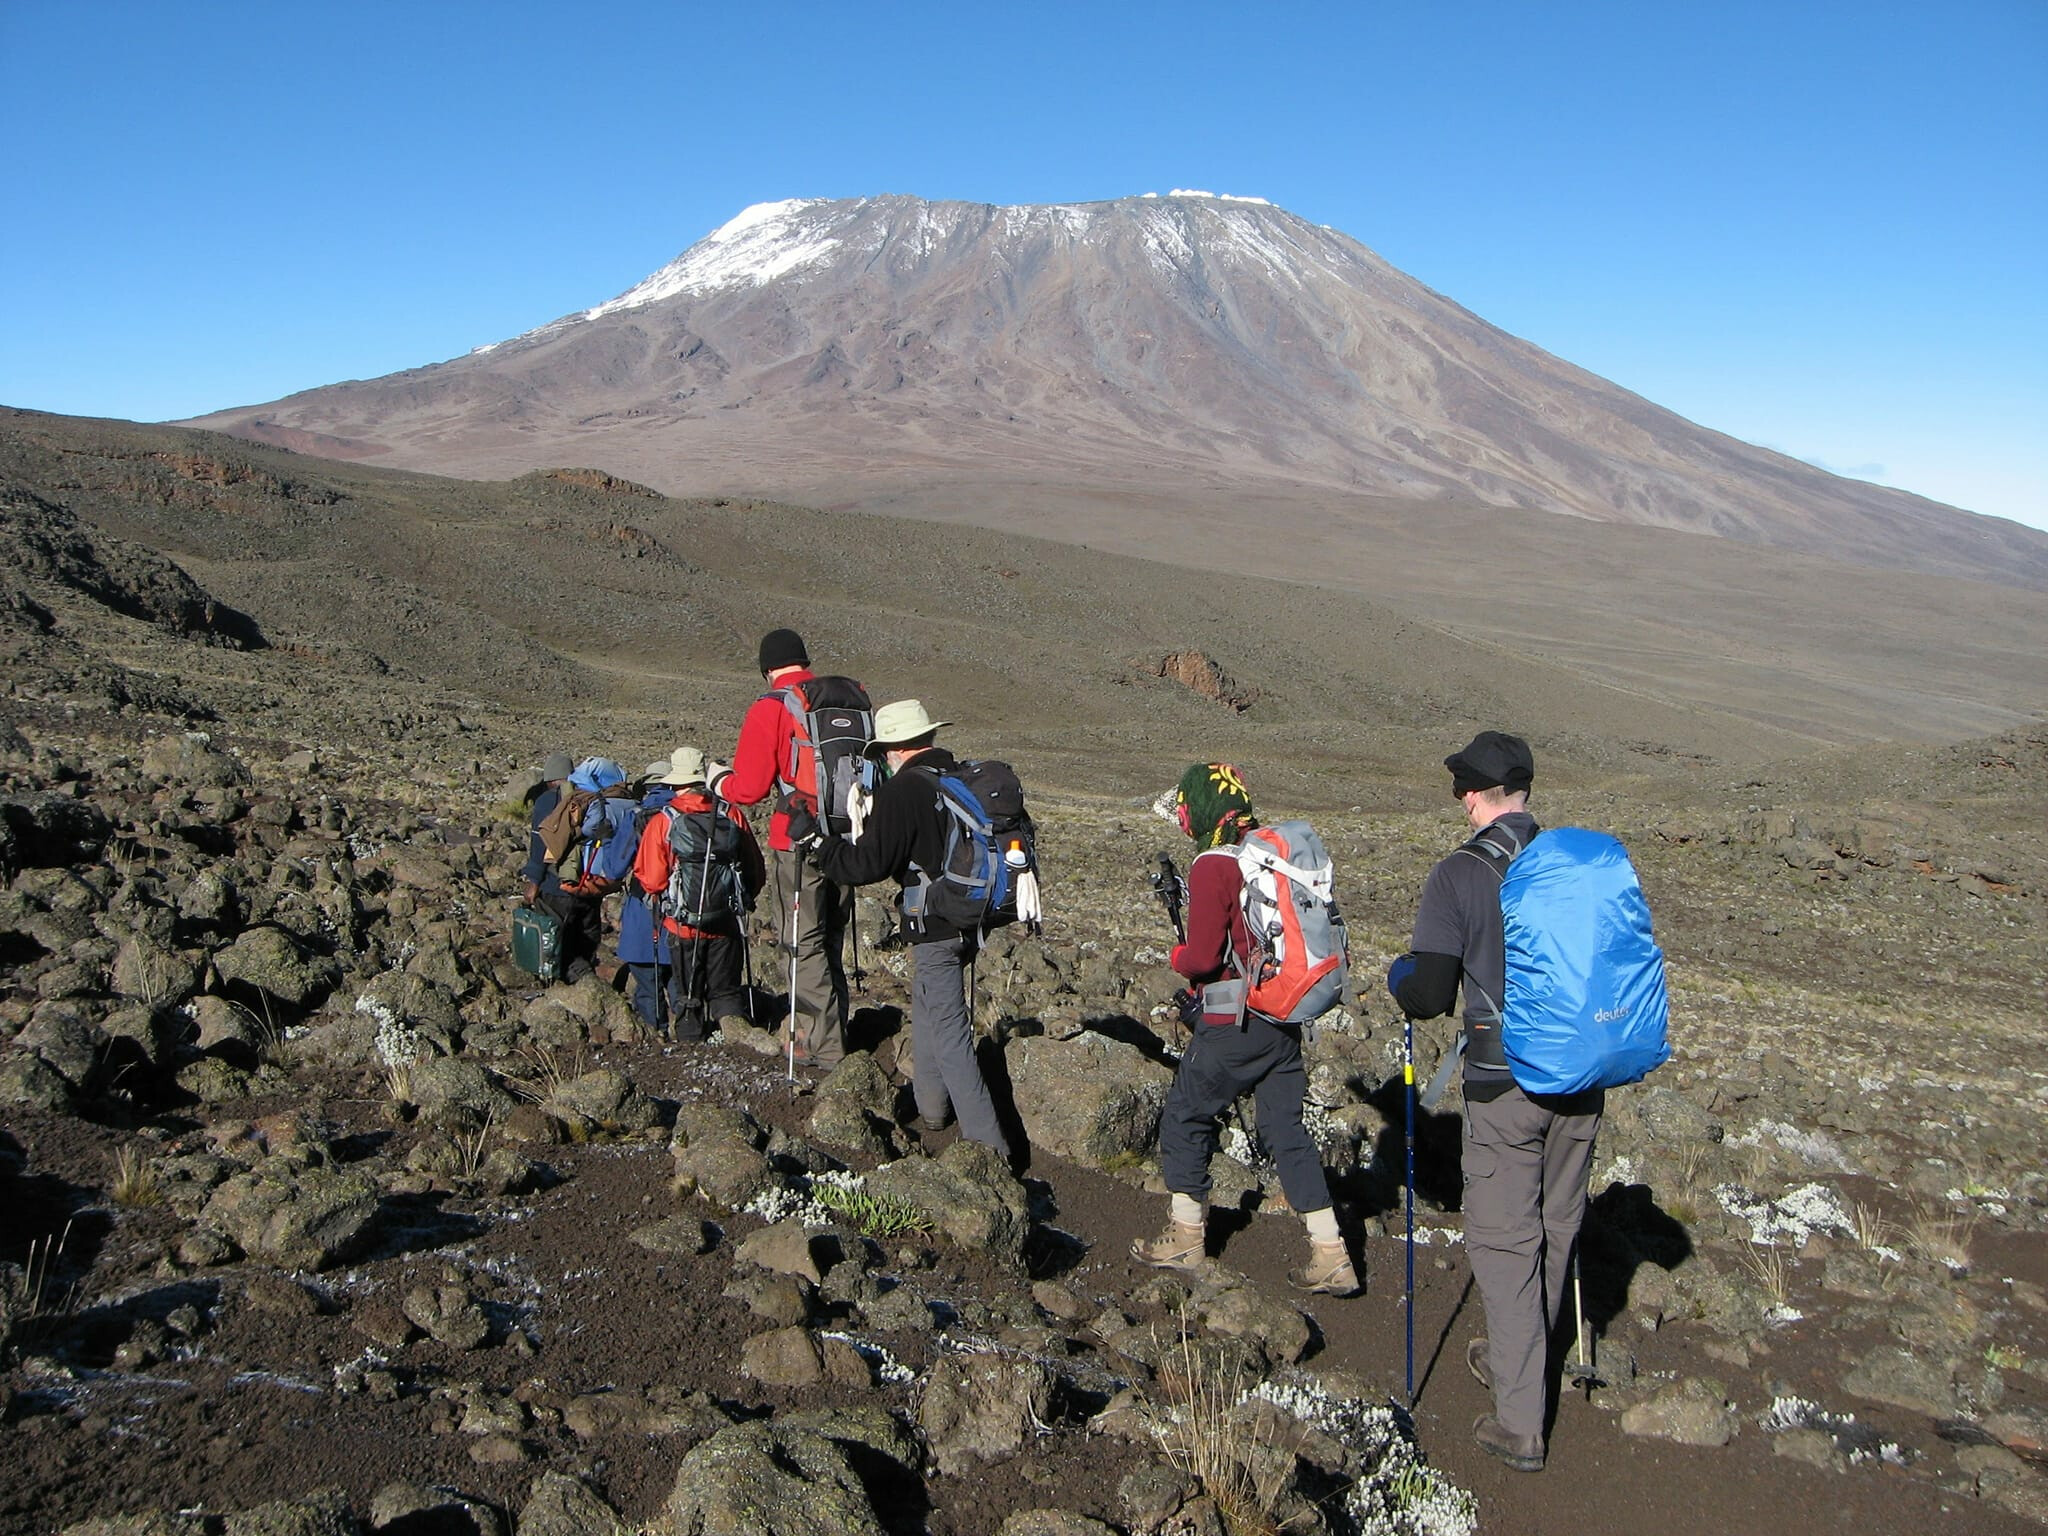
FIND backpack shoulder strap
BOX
[1454,821,1525,881]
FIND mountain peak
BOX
[194,192,2048,590]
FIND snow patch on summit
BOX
[581,198,843,319]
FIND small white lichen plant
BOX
[1248,1378,1478,1536]
[359,993,425,1070]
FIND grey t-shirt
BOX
[1409,811,1539,1098]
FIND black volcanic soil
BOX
[6,1014,2042,1536]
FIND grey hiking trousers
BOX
[772,847,852,1066]
[910,935,1010,1158]
[1462,1085,1603,1445]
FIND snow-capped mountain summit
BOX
[188,193,2045,587]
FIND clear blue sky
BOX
[3,1,2043,529]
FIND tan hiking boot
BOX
[1289,1240,1362,1297]
[1131,1221,1206,1273]
[1473,1414,1544,1472]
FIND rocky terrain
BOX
[2,408,2046,1535]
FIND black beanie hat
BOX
[1445,730,1534,794]
[757,628,808,675]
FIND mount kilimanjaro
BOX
[186,193,2046,589]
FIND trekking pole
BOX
[1403,1008,1417,1409]
[786,880,802,1084]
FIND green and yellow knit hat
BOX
[1176,761,1258,849]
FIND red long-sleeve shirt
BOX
[1170,847,1254,983]
[712,668,814,851]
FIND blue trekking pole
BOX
[1404,1008,1417,1409]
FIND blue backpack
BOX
[902,759,1036,935]
[1488,826,1671,1094]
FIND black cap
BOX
[1445,731,1534,794]
[757,628,808,674]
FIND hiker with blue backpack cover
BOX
[788,699,1021,1160]
[1132,763,1361,1298]
[1389,731,1670,1473]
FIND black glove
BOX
[1172,988,1203,1029]
[784,803,822,850]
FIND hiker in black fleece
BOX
[787,699,1011,1157]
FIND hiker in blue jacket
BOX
[1388,731,1601,1474]
[617,759,677,1036]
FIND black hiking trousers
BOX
[1158,1014,1332,1216]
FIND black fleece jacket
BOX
[810,746,972,944]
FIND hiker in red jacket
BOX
[633,747,764,1043]
[707,629,862,1067]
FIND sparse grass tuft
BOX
[110,1145,163,1208]
[509,1041,584,1104]
[1906,1201,1977,1274]
[1736,1241,1791,1311]
[1850,1199,1899,1255]
[1153,1310,1300,1536]
[455,1105,497,1179]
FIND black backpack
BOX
[904,759,1037,934]
[660,804,747,927]
[772,676,875,838]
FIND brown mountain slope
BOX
[184,194,2048,591]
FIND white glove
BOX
[1015,867,1042,926]
[847,785,873,842]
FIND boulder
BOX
[918,1352,1057,1475]
[141,732,249,789]
[665,1421,888,1536]
[1842,1346,1962,1416]
[0,1051,73,1111]
[998,1516,1121,1536]
[1184,1269,1313,1367]
[403,1282,491,1349]
[809,1054,900,1156]
[199,1163,379,1269]
[367,1483,504,1536]
[866,1139,1029,1269]
[1006,1031,1173,1168]
[0,792,113,871]
[212,925,337,1008]
[190,995,265,1058]
[629,1215,714,1255]
[17,1003,99,1087]
[355,970,464,1057]
[1619,1379,1740,1446]
[514,1473,617,1536]
[739,1325,868,1388]
[736,1221,825,1284]
[218,1490,359,1535]
[543,1067,659,1135]
[409,1058,514,1132]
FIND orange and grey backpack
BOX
[1197,820,1350,1026]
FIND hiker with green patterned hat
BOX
[1133,762,1361,1298]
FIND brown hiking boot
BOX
[1473,1414,1544,1472]
[1288,1240,1362,1297]
[1466,1336,1494,1390]
[1131,1221,1206,1273]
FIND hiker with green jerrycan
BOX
[787,700,1031,1160]
[1388,730,1669,1472]
[1133,762,1360,1297]
[708,630,869,1069]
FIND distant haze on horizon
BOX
[1,2,2041,531]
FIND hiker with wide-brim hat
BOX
[634,745,765,1042]
[787,700,1011,1157]
[1387,729,1597,1473]
[1133,762,1361,1297]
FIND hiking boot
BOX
[909,1114,953,1136]
[1466,1337,1494,1391]
[1288,1240,1362,1297]
[1131,1221,1206,1273]
[1473,1415,1544,1472]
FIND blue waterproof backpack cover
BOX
[1499,827,1671,1095]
